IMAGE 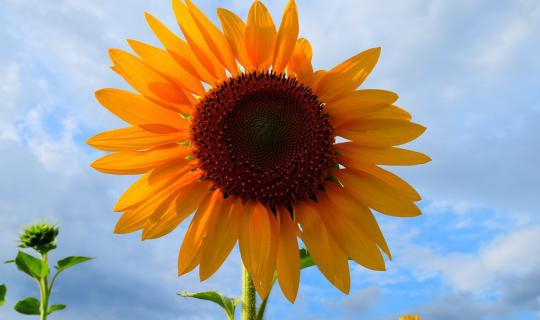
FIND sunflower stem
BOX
[242,265,256,320]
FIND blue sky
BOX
[1,0,539,319]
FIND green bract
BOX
[19,223,59,255]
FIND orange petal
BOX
[295,202,350,294]
[114,163,197,213]
[94,89,187,130]
[114,190,177,234]
[335,169,421,217]
[286,38,313,83]
[87,126,186,152]
[330,47,381,89]
[310,70,356,103]
[91,144,191,175]
[316,193,386,271]
[335,143,431,166]
[178,191,223,275]
[238,201,257,274]
[109,49,193,113]
[339,162,421,201]
[327,89,398,126]
[245,0,277,70]
[199,197,241,280]
[145,13,216,85]
[324,183,391,258]
[142,180,210,239]
[185,0,238,76]
[363,105,412,121]
[335,119,426,147]
[276,207,300,302]
[128,39,205,96]
[273,0,299,74]
[172,0,226,81]
[114,173,200,234]
[217,8,252,69]
[239,202,278,298]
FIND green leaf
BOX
[4,259,15,264]
[48,304,66,314]
[55,256,93,273]
[15,251,49,279]
[0,284,6,307]
[178,291,240,320]
[14,297,40,315]
[300,248,315,269]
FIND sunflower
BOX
[88,0,429,302]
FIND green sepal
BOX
[0,284,6,306]
[15,251,49,279]
[55,256,93,273]
[13,297,40,315]
[300,248,315,269]
[178,291,241,320]
[48,304,66,314]
[325,172,341,185]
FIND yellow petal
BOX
[142,180,210,239]
[145,13,217,85]
[178,191,223,275]
[94,89,187,130]
[335,169,421,217]
[295,202,350,294]
[316,192,386,271]
[276,207,300,302]
[87,126,186,152]
[326,89,398,126]
[363,105,412,121]
[273,0,299,74]
[91,144,191,175]
[128,39,205,96]
[335,142,431,166]
[245,0,277,70]
[286,38,313,83]
[339,162,421,201]
[330,47,380,88]
[335,119,426,147]
[184,0,238,76]
[172,0,226,81]
[217,8,252,70]
[109,49,193,113]
[199,197,241,280]
[324,183,391,258]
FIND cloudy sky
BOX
[1,0,539,319]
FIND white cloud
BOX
[399,225,540,292]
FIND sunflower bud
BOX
[19,223,59,255]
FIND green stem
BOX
[39,253,49,320]
[241,265,256,320]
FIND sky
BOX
[1,0,539,319]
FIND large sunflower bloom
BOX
[88,0,429,302]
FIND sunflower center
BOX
[191,71,335,207]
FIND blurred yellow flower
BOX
[399,315,420,320]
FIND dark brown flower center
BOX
[191,71,335,207]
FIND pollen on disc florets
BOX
[191,71,335,207]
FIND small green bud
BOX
[19,223,59,255]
